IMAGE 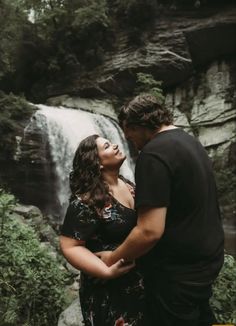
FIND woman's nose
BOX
[113,144,118,149]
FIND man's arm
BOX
[59,236,135,279]
[100,206,166,266]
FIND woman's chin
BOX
[119,155,126,166]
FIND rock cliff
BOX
[46,5,236,99]
[1,4,235,254]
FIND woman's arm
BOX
[59,235,134,279]
[96,207,166,266]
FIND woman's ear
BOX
[100,165,104,170]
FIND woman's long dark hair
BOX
[69,134,110,213]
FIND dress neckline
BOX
[111,195,135,211]
[109,178,135,211]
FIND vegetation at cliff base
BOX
[0,91,35,158]
[0,190,69,326]
[0,189,236,325]
[211,254,236,324]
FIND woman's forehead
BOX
[96,137,109,147]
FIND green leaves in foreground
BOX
[0,191,68,326]
[211,254,236,324]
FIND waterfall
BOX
[32,104,134,217]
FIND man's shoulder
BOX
[144,128,199,151]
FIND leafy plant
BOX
[211,254,236,324]
[0,188,16,235]
[0,190,69,326]
[0,0,28,82]
[113,0,157,26]
[135,72,165,104]
[0,91,35,157]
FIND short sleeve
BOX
[135,153,171,209]
[60,198,100,240]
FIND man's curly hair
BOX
[118,93,173,130]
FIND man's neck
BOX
[150,124,177,139]
[158,124,177,133]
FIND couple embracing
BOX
[60,94,224,326]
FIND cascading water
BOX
[32,104,134,219]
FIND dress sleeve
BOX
[60,198,100,241]
[135,153,171,210]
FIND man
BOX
[98,94,224,326]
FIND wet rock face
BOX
[1,113,60,217]
[164,59,236,256]
[166,60,236,221]
[18,116,60,216]
[46,6,236,98]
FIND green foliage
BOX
[211,254,236,324]
[0,91,35,157]
[72,0,109,34]
[0,190,69,326]
[209,150,236,220]
[0,188,16,235]
[113,0,157,26]
[0,0,28,82]
[1,0,233,96]
[0,91,34,120]
[70,0,110,67]
[135,73,165,104]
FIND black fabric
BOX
[135,128,224,282]
[61,200,100,241]
[60,180,147,326]
[144,276,217,326]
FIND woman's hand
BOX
[104,259,135,280]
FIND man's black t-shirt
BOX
[135,128,224,282]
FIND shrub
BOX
[211,254,236,324]
[114,0,157,26]
[0,190,69,326]
[70,0,110,67]
[0,188,16,235]
[135,72,165,104]
[0,91,35,157]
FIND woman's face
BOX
[96,137,126,170]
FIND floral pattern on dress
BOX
[61,178,146,326]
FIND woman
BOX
[60,135,146,326]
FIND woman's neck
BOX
[101,170,119,188]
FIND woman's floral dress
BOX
[61,179,146,326]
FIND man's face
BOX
[122,122,147,150]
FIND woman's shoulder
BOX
[68,196,95,213]
[66,196,99,224]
